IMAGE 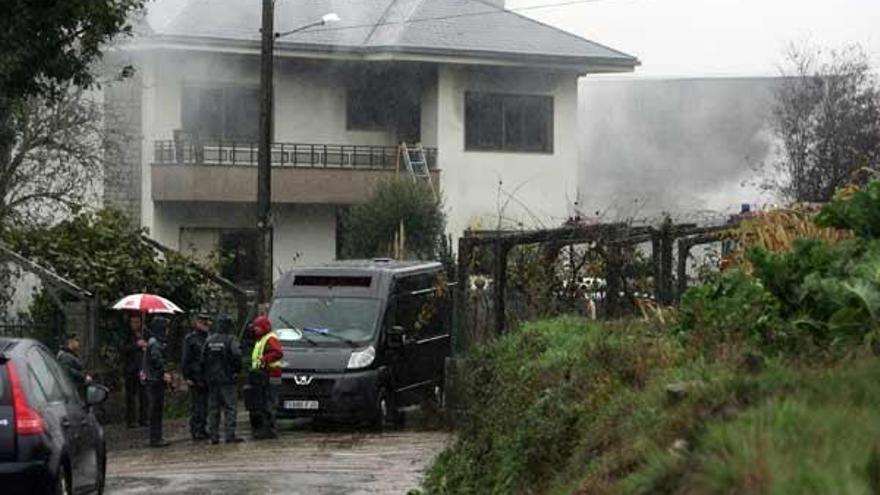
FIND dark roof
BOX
[148,0,638,69]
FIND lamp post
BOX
[256,2,340,304]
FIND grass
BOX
[424,317,880,495]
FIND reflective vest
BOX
[251,332,282,371]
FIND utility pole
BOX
[256,0,275,305]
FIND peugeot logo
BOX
[293,375,314,386]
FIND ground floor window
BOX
[180,227,259,286]
[465,92,554,153]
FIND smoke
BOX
[578,76,784,222]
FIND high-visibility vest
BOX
[251,332,282,371]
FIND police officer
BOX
[203,315,244,444]
[144,316,172,447]
[248,315,283,440]
[181,313,210,441]
[121,314,148,428]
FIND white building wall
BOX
[152,202,336,277]
[435,65,580,238]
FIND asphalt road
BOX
[105,420,450,494]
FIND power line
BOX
[276,0,615,36]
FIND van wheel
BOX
[374,387,400,430]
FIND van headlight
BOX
[347,346,375,369]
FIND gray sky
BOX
[508,0,880,77]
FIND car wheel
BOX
[53,462,72,495]
[373,387,399,430]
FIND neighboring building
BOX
[106,0,638,288]
[578,76,783,222]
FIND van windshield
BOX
[269,297,381,347]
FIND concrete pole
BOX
[257,0,275,304]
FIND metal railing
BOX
[153,140,438,170]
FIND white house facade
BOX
[106,0,638,288]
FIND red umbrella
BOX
[111,293,184,314]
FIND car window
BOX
[27,349,65,403]
[39,349,82,405]
[27,368,50,405]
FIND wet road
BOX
[106,424,449,494]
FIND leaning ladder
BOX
[399,143,436,198]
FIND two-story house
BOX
[106,0,638,287]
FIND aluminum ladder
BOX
[400,143,435,197]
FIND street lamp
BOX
[256,2,341,305]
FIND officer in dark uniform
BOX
[202,315,244,444]
[144,316,172,447]
[57,333,91,397]
[181,313,211,441]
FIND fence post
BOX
[659,217,675,305]
[676,238,691,301]
[453,237,473,354]
[493,240,509,337]
[605,244,622,318]
[651,231,663,303]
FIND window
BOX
[27,349,65,403]
[42,349,81,404]
[347,86,388,130]
[181,85,259,142]
[220,229,259,285]
[465,92,554,153]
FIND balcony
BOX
[151,140,439,204]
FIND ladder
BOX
[399,143,435,197]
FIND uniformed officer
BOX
[248,315,283,440]
[203,315,244,444]
[57,333,91,396]
[144,316,172,447]
[181,313,211,441]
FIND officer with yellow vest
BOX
[248,315,283,439]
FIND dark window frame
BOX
[345,86,388,131]
[219,228,260,286]
[465,92,554,154]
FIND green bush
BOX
[675,268,789,353]
[339,178,445,260]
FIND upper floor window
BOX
[347,86,387,131]
[465,92,553,153]
[181,85,259,142]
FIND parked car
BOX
[0,337,109,494]
[269,259,452,427]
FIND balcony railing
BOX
[153,140,438,170]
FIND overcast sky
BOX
[508,0,880,77]
[147,0,880,77]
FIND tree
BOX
[340,179,446,260]
[0,0,144,101]
[0,88,111,227]
[4,208,220,311]
[768,44,880,202]
[0,0,144,224]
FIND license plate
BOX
[284,400,319,410]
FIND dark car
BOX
[268,259,452,427]
[0,338,109,494]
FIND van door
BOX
[391,272,451,404]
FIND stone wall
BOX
[103,72,143,223]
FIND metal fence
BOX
[153,139,439,170]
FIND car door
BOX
[0,364,14,463]
[42,348,99,492]
[26,349,80,482]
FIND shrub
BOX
[339,178,445,260]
